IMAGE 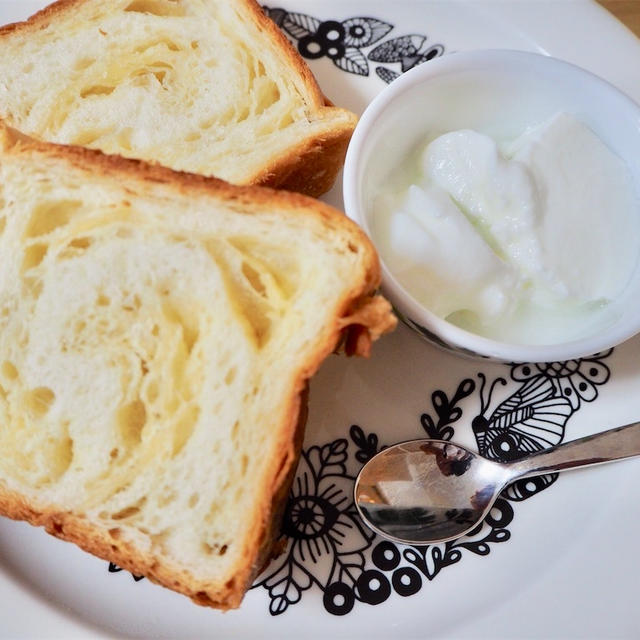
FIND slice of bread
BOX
[0,0,357,197]
[0,123,395,609]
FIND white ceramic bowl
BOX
[343,49,640,362]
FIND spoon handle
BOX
[505,420,640,479]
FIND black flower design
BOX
[261,7,444,83]
[253,438,374,616]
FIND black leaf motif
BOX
[282,11,322,40]
[456,540,491,556]
[261,6,287,27]
[451,378,476,405]
[375,66,400,84]
[349,424,379,463]
[333,47,369,76]
[261,553,314,616]
[420,413,440,439]
[421,378,474,440]
[368,35,426,63]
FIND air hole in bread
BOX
[190,40,198,50]
[80,85,116,99]
[185,132,201,142]
[162,301,198,352]
[124,0,186,17]
[145,380,159,404]
[26,200,81,238]
[255,81,280,116]
[2,361,18,381]
[205,501,220,523]
[50,434,74,482]
[240,453,249,475]
[109,448,119,459]
[0,213,5,236]
[172,405,199,456]
[194,591,215,607]
[111,504,142,521]
[21,63,34,74]
[74,58,96,71]
[231,420,240,440]
[24,387,55,417]
[241,262,267,297]
[279,113,295,129]
[22,243,48,271]
[224,367,236,386]
[70,237,92,250]
[117,128,133,151]
[134,38,181,54]
[188,493,199,508]
[236,106,250,124]
[108,527,121,539]
[71,129,113,147]
[149,61,173,71]
[201,541,214,555]
[152,70,167,86]
[122,294,141,312]
[97,293,110,306]
[23,276,43,300]
[118,398,147,447]
[158,491,176,507]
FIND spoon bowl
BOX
[354,440,510,544]
[354,421,640,546]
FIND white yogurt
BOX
[373,112,640,344]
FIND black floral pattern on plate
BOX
[109,351,614,615]
[262,7,444,83]
[252,350,613,615]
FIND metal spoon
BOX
[354,421,640,545]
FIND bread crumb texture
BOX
[0,0,356,191]
[0,133,392,605]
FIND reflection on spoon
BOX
[354,421,640,545]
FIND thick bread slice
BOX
[0,123,395,609]
[0,0,357,197]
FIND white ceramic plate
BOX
[0,1,639,638]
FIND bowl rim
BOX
[343,48,640,363]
